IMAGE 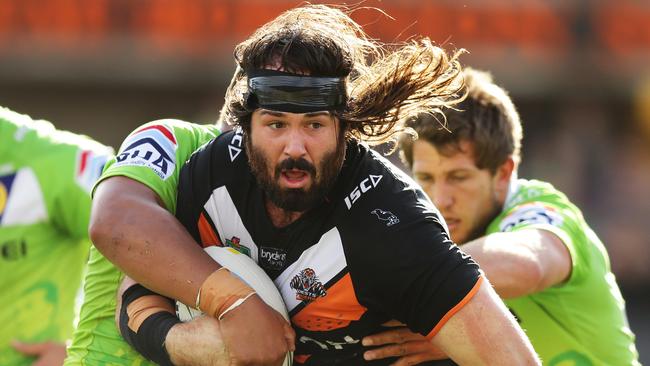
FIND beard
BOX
[246,136,345,212]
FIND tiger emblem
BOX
[290,268,327,302]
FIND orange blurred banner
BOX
[0,0,647,59]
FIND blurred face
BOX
[247,109,345,212]
[411,139,512,244]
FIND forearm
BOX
[461,232,547,298]
[91,176,219,306]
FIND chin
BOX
[455,237,468,246]
[452,231,470,245]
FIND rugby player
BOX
[362,68,640,365]
[0,106,111,366]
[67,6,539,365]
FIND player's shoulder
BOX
[504,179,579,214]
[336,142,445,237]
[120,119,219,151]
[181,127,244,173]
[342,143,427,208]
[1,107,112,170]
[112,119,219,179]
[507,179,571,206]
[176,128,246,200]
[495,178,581,233]
[0,106,43,139]
[1,106,107,152]
[203,127,244,161]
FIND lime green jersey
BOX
[0,107,113,366]
[486,179,639,366]
[65,120,219,365]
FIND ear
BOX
[493,156,515,200]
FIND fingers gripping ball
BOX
[176,246,292,365]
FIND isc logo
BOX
[344,174,382,209]
[228,128,244,161]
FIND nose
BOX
[430,183,454,211]
[283,129,307,159]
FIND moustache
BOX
[275,158,317,179]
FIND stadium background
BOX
[0,0,647,361]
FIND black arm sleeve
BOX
[119,284,181,366]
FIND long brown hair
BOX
[219,4,465,148]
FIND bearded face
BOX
[246,109,346,212]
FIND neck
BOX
[265,198,305,228]
[501,174,519,210]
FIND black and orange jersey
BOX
[175,129,481,365]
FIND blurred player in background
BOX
[362,68,640,365]
[68,5,539,366]
[0,106,112,366]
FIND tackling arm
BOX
[90,176,219,306]
[96,179,295,364]
[431,278,540,365]
[461,229,572,298]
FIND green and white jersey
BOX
[65,120,219,365]
[0,107,113,366]
[486,179,639,366]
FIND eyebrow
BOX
[448,168,473,174]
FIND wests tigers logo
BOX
[290,268,327,302]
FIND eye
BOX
[308,122,324,129]
[414,174,433,183]
[449,173,468,182]
[269,121,285,129]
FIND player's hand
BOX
[219,294,295,365]
[11,340,67,366]
[362,321,447,365]
[166,316,230,366]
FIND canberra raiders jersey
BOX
[65,120,219,366]
[488,179,639,366]
[175,129,482,365]
[0,107,112,366]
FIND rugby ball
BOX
[176,246,292,365]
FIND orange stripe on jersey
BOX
[197,212,221,247]
[294,354,311,364]
[292,273,367,331]
[426,275,484,339]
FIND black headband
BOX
[245,69,347,113]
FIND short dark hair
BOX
[400,68,522,173]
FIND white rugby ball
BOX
[176,246,292,365]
